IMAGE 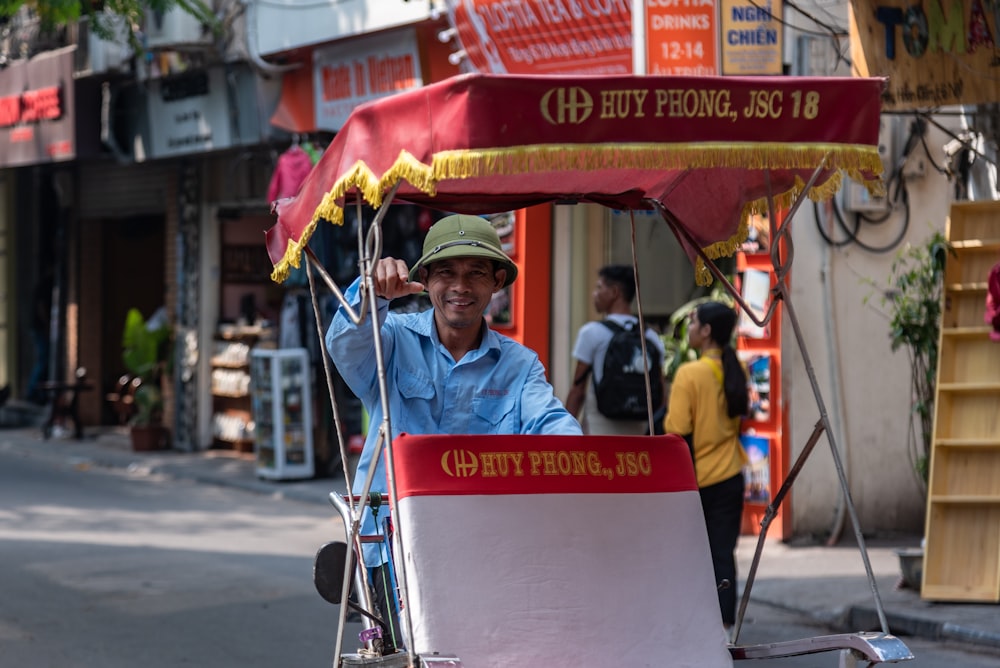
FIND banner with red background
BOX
[445,0,633,74]
[267,74,884,287]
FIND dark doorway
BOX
[100,216,166,422]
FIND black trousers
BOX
[371,562,403,653]
[699,472,745,625]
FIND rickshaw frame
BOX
[268,73,913,667]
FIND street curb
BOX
[4,434,337,508]
[848,605,942,640]
[116,457,337,507]
[745,598,850,634]
[941,623,1000,651]
[848,605,1000,652]
[724,583,1000,656]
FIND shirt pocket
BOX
[471,393,517,432]
[396,367,435,402]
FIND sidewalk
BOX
[3,420,1000,655]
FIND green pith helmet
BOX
[408,214,518,287]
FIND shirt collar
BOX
[406,309,502,359]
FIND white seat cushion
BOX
[391,433,733,668]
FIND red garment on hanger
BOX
[986,260,1000,342]
[267,146,314,202]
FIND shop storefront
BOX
[242,19,476,471]
[0,47,97,408]
[73,60,287,452]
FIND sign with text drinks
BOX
[646,0,720,75]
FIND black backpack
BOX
[592,320,664,420]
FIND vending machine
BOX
[249,348,315,480]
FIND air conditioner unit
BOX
[145,6,212,49]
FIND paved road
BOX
[0,447,355,667]
[5,437,1000,667]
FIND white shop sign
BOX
[256,0,430,57]
[147,68,232,158]
[313,29,423,132]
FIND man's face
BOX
[422,257,504,331]
[592,277,615,313]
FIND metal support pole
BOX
[779,284,891,636]
[655,160,892,638]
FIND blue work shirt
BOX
[327,277,582,565]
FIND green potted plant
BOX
[866,230,953,490]
[121,307,172,451]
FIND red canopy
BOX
[267,73,884,284]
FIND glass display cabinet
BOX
[250,348,315,480]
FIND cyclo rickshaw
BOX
[265,73,914,668]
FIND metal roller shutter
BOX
[78,160,173,218]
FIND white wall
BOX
[766,0,996,538]
[252,0,434,56]
[785,114,969,537]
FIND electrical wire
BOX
[813,199,859,247]
[919,131,953,175]
[919,111,999,170]
[747,0,847,38]
[819,209,851,546]
[745,0,853,69]
[813,168,910,253]
[812,116,939,254]
[800,0,850,28]
[812,181,910,254]
[783,0,848,37]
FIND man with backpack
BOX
[565,265,667,435]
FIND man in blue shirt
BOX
[326,214,581,651]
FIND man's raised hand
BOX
[374,257,425,300]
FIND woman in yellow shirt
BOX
[663,301,749,629]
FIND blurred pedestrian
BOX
[663,301,749,630]
[565,265,665,435]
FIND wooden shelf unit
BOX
[210,333,257,452]
[922,201,1000,602]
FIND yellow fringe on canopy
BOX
[270,152,438,282]
[428,142,884,180]
[690,167,883,286]
[272,142,884,284]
